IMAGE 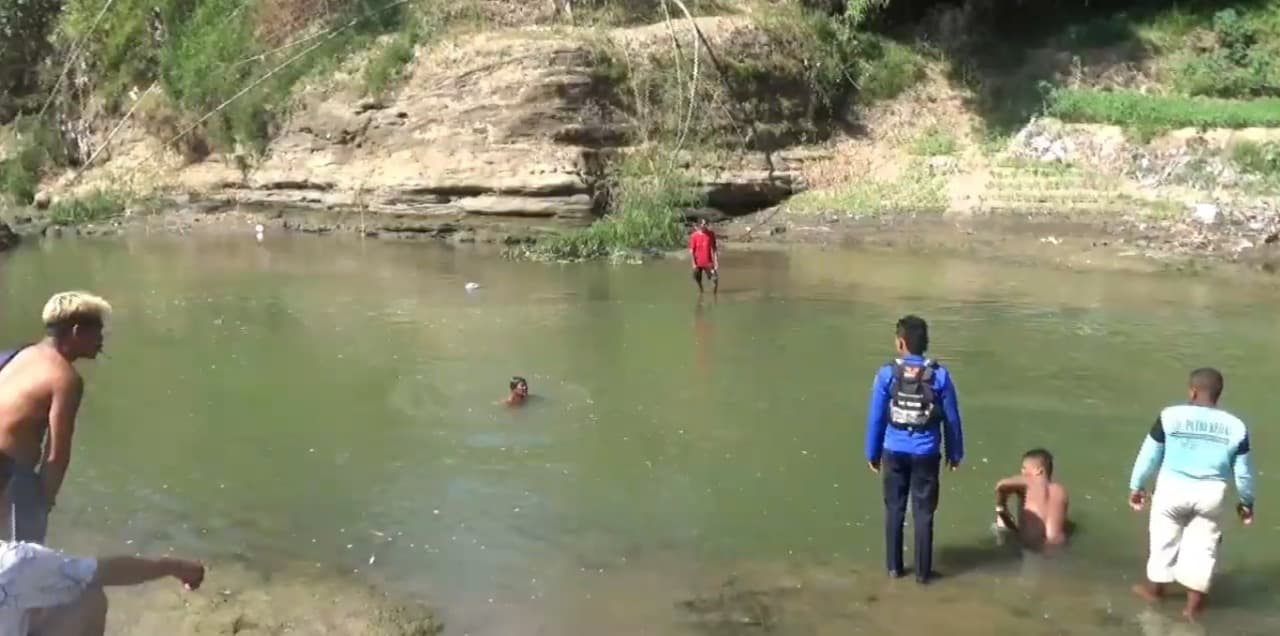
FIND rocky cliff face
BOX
[56,18,803,239]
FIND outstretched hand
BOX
[171,560,206,591]
[1129,489,1146,512]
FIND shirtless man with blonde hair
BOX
[0,291,111,542]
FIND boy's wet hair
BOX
[1023,448,1054,478]
[510,376,528,390]
[42,291,112,337]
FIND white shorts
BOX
[0,541,98,635]
[1147,477,1228,593]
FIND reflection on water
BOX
[2,234,1279,635]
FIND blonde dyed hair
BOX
[42,291,113,329]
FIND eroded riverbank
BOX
[6,200,1280,279]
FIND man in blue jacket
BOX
[865,315,964,584]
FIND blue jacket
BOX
[864,354,964,464]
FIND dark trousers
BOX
[882,451,941,579]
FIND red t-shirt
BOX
[689,229,717,268]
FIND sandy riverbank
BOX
[101,559,441,636]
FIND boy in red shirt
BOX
[689,219,719,295]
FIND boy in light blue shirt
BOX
[1128,367,1255,620]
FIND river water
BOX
[1,233,1276,635]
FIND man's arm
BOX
[1128,416,1166,494]
[864,368,890,467]
[92,556,205,589]
[41,372,84,507]
[7,545,202,611]
[1232,434,1255,508]
[994,476,1025,528]
[940,371,964,467]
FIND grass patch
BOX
[910,126,958,156]
[939,2,1280,134]
[785,163,946,216]
[754,1,923,112]
[570,0,733,27]
[1230,140,1280,176]
[363,28,420,97]
[361,1,463,97]
[52,0,442,155]
[0,117,67,204]
[857,36,926,102]
[1046,89,1280,135]
[1167,7,1280,99]
[526,151,703,261]
[47,190,127,225]
[602,1,925,149]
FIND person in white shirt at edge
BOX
[1127,367,1255,621]
[0,454,205,635]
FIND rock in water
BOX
[0,221,18,251]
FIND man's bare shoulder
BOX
[9,347,80,388]
[1048,482,1069,504]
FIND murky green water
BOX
[2,234,1277,635]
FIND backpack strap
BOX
[0,344,31,373]
[920,358,936,383]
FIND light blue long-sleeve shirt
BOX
[864,354,964,464]
[1128,404,1255,507]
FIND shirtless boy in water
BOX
[503,377,530,407]
[994,448,1070,551]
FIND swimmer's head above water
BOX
[507,376,529,404]
[1021,448,1054,479]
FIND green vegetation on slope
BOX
[65,0,421,153]
[0,117,67,205]
[48,190,127,225]
[1046,4,1280,136]
[589,0,925,151]
[0,0,460,203]
[527,151,704,261]
[1047,90,1280,133]
[942,1,1280,135]
[1231,140,1280,191]
[785,161,946,216]
[534,0,928,258]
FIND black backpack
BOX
[888,358,938,428]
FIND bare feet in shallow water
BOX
[1133,582,1204,622]
[1131,582,1162,602]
